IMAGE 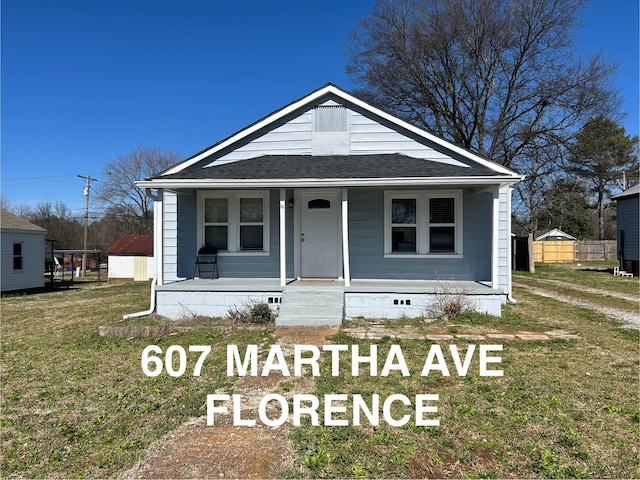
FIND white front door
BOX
[299,191,341,278]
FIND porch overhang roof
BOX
[138,154,523,189]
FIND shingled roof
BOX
[156,154,504,181]
[1,210,47,233]
[105,235,153,256]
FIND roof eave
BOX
[138,175,523,190]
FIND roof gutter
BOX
[137,175,524,190]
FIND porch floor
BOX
[156,278,502,294]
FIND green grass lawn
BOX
[1,280,274,478]
[1,264,638,479]
[514,262,640,296]
[287,264,639,479]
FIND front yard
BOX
[1,265,638,478]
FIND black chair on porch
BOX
[194,246,218,279]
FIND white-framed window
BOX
[199,190,270,255]
[384,190,463,257]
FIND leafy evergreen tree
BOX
[567,117,638,239]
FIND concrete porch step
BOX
[276,287,344,327]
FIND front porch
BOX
[155,278,504,324]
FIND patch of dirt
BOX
[120,326,339,479]
[407,447,496,478]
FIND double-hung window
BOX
[385,190,462,257]
[201,191,269,254]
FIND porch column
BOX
[491,187,500,289]
[342,188,351,287]
[279,188,286,286]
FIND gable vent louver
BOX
[314,105,348,132]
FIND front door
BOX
[299,191,341,278]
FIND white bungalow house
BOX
[1,210,47,293]
[137,84,523,324]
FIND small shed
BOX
[613,184,639,276]
[105,235,154,282]
[1,210,48,292]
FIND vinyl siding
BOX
[168,189,289,279]
[347,188,492,281]
[201,101,475,168]
[617,196,639,262]
[207,113,313,165]
[497,186,510,292]
[349,111,469,167]
[1,230,46,292]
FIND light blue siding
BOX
[192,95,481,169]
[167,189,292,280]
[348,188,492,281]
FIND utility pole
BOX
[78,174,97,277]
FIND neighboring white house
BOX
[105,235,154,281]
[613,184,639,276]
[1,210,48,292]
[535,228,577,242]
[137,83,523,324]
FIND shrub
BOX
[226,301,276,328]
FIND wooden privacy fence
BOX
[533,240,617,263]
[533,241,575,263]
[575,240,617,262]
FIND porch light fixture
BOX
[288,198,294,208]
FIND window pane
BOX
[240,198,263,222]
[13,257,22,270]
[205,226,228,250]
[13,243,22,256]
[308,199,331,209]
[392,199,416,224]
[392,227,417,252]
[240,225,263,250]
[430,227,455,252]
[430,198,454,223]
[205,198,228,223]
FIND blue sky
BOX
[2,0,638,215]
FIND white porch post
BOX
[491,186,500,289]
[155,189,164,286]
[341,188,351,287]
[279,188,287,286]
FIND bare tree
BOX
[95,146,181,232]
[346,0,620,231]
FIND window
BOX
[239,197,264,250]
[204,197,228,250]
[200,191,269,254]
[13,243,23,270]
[384,190,462,256]
[391,198,417,253]
[307,198,331,209]
[429,197,456,252]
